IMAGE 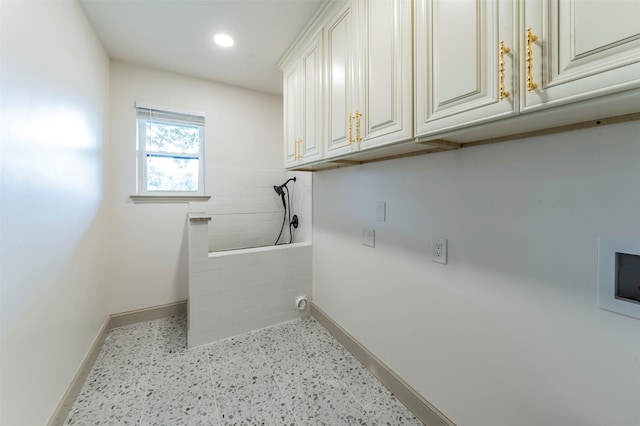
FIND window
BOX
[136,103,205,195]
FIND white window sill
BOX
[130,194,211,204]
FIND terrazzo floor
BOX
[65,314,424,425]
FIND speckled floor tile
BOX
[144,352,218,425]
[153,314,188,358]
[67,314,421,426]
[284,369,377,425]
[215,374,296,425]
[297,317,334,342]
[364,390,424,426]
[64,397,107,426]
[211,352,273,391]
[265,348,331,390]
[100,394,143,426]
[326,351,388,407]
[205,333,258,366]
[252,320,308,356]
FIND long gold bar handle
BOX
[526,27,538,92]
[499,41,510,100]
[355,110,363,142]
[348,113,355,144]
[298,139,304,159]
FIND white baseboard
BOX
[46,317,111,426]
[47,301,187,426]
[310,302,455,426]
[109,300,187,329]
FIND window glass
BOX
[146,155,199,191]
[136,104,205,194]
[145,121,200,154]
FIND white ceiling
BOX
[80,0,325,95]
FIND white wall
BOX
[109,61,284,313]
[312,121,640,426]
[0,1,110,424]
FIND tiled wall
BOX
[187,217,312,347]
[195,168,312,252]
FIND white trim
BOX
[109,301,187,329]
[130,194,211,203]
[207,241,311,257]
[134,101,205,118]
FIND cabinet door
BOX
[283,62,300,167]
[299,34,323,164]
[359,0,412,149]
[522,0,640,111]
[415,0,517,137]
[325,1,358,159]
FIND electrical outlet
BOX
[432,237,447,264]
[362,228,375,248]
[376,202,386,222]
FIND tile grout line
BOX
[303,320,366,418]
[257,327,303,425]
[203,343,224,426]
[138,319,160,426]
[302,318,383,424]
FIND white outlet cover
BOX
[432,237,447,264]
[376,202,386,222]
[362,228,375,248]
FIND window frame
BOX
[135,102,206,197]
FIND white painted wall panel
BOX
[0,1,110,424]
[312,122,640,426]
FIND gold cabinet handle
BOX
[499,40,510,100]
[348,113,355,144]
[298,139,304,159]
[294,138,301,160]
[526,27,538,92]
[355,110,363,142]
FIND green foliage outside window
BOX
[145,121,200,191]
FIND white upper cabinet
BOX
[282,0,640,169]
[358,0,412,149]
[325,0,412,158]
[521,0,640,112]
[415,0,518,136]
[325,1,359,159]
[416,0,640,140]
[283,62,300,167]
[283,31,323,168]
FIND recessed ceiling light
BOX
[214,33,234,48]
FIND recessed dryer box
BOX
[598,239,640,319]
